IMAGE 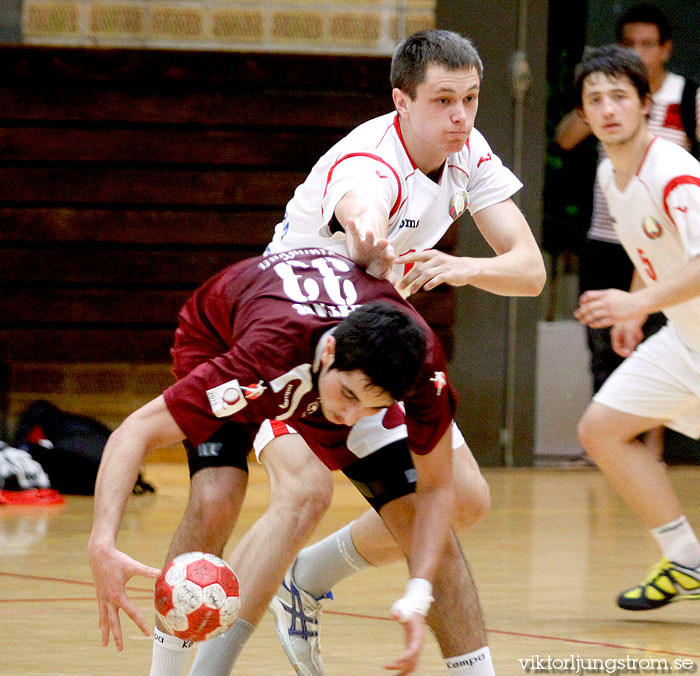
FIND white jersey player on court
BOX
[266,113,521,280]
[147,29,545,676]
[574,45,700,612]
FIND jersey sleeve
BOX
[464,129,523,215]
[403,334,457,456]
[319,154,401,232]
[664,178,700,257]
[164,347,270,447]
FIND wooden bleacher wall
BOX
[0,45,457,435]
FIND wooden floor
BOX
[2,462,699,675]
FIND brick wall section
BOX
[22,0,435,53]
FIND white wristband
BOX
[390,578,434,622]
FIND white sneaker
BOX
[268,569,333,676]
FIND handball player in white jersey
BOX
[155,29,544,676]
[573,44,700,611]
[556,4,700,399]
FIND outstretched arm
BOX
[334,190,397,283]
[88,395,185,650]
[397,198,545,297]
[384,426,454,674]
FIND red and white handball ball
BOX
[154,552,241,642]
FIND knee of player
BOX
[188,477,245,532]
[577,407,605,460]
[270,478,333,522]
[265,447,334,518]
[453,475,491,531]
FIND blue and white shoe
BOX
[268,569,333,676]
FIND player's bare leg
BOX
[151,466,248,676]
[578,404,682,527]
[271,440,490,675]
[378,493,493,675]
[229,435,333,626]
[579,402,700,610]
[189,435,334,676]
[348,442,489,566]
[166,466,248,561]
[644,425,665,461]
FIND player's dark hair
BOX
[615,3,671,45]
[390,29,483,99]
[573,44,650,108]
[332,302,427,402]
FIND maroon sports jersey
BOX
[164,248,456,469]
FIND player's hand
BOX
[610,319,645,357]
[574,288,649,328]
[88,543,161,650]
[385,611,426,675]
[397,250,471,296]
[344,218,397,283]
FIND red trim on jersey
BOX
[269,420,292,438]
[448,164,469,178]
[375,119,395,149]
[636,136,659,176]
[663,174,700,227]
[393,114,418,170]
[323,152,403,220]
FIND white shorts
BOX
[594,324,700,439]
[253,411,466,462]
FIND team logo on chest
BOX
[642,216,663,239]
[449,190,469,221]
[270,364,313,420]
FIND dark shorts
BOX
[185,422,253,477]
[186,425,417,512]
[341,439,417,512]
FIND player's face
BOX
[580,73,650,147]
[393,64,480,173]
[317,367,394,426]
[619,22,671,82]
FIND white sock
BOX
[150,627,194,676]
[293,521,371,598]
[651,516,700,568]
[445,646,495,675]
[188,618,255,676]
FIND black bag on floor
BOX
[13,400,155,496]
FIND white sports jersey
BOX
[597,136,700,352]
[266,111,522,278]
[590,72,700,243]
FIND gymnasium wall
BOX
[0,46,458,436]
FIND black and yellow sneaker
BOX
[617,558,700,610]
